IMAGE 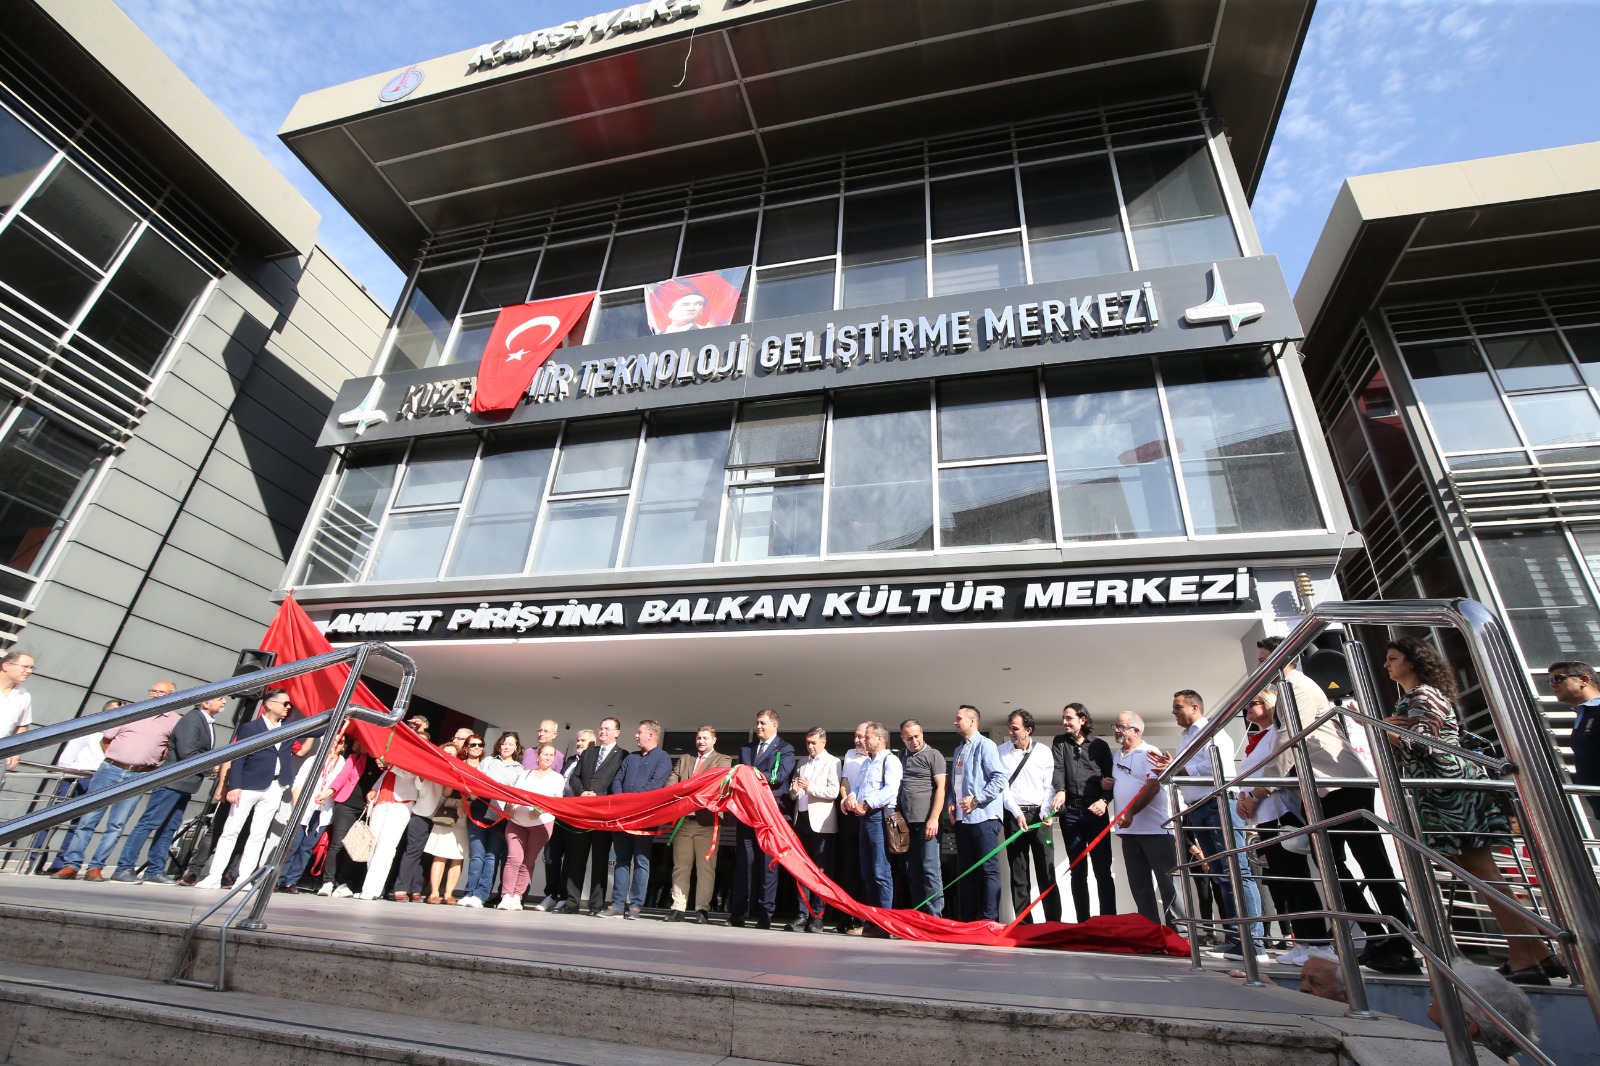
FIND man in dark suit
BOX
[195,688,298,889]
[110,695,227,883]
[729,708,795,929]
[559,716,625,914]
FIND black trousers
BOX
[729,822,779,919]
[1057,805,1115,921]
[321,802,364,888]
[1257,816,1329,943]
[1003,810,1061,924]
[832,811,862,925]
[393,813,432,897]
[565,829,612,910]
[1318,787,1412,949]
[540,823,567,898]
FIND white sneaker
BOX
[459,896,483,909]
[331,884,354,898]
[355,892,376,900]
[316,883,333,897]
[496,896,521,911]
[194,878,221,890]
[1278,944,1312,967]
[534,895,555,912]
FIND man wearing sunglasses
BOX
[1549,661,1600,818]
[195,689,297,890]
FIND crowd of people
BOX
[3,635,1584,1058]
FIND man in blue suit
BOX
[729,707,794,929]
[195,689,298,889]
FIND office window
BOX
[938,374,1043,461]
[728,398,825,468]
[447,431,556,578]
[841,187,926,309]
[462,251,539,313]
[755,200,837,322]
[77,230,210,373]
[297,445,405,585]
[532,417,642,572]
[1161,350,1321,535]
[1481,528,1600,669]
[626,409,731,567]
[531,240,607,300]
[828,386,933,553]
[550,418,641,494]
[1022,156,1131,282]
[369,437,479,581]
[0,409,102,597]
[1045,361,1183,540]
[602,227,680,289]
[0,108,54,214]
[387,265,472,373]
[1116,142,1238,269]
[1402,341,1523,453]
[678,214,758,275]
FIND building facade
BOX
[0,0,387,743]
[1297,142,1600,757]
[279,0,1345,754]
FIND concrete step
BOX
[0,961,786,1066]
[0,889,1453,1066]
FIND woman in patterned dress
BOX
[1382,637,1559,984]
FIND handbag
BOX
[877,757,911,854]
[341,806,377,863]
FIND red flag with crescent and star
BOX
[470,293,595,415]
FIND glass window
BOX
[1482,332,1578,391]
[297,445,404,585]
[1481,528,1600,668]
[724,482,822,561]
[20,165,136,270]
[754,260,834,321]
[1402,341,1522,453]
[626,410,731,567]
[930,171,1018,239]
[0,221,98,325]
[447,432,556,578]
[1353,367,1417,494]
[841,187,926,309]
[0,409,102,578]
[531,240,607,299]
[603,227,680,289]
[1021,156,1130,282]
[368,510,456,581]
[678,214,758,275]
[0,109,55,215]
[445,310,498,365]
[757,200,838,264]
[938,373,1043,461]
[387,265,472,373]
[931,233,1025,297]
[1509,391,1600,448]
[591,289,650,344]
[77,230,210,372]
[393,437,478,508]
[532,496,628,571]
[462,252,538,312]
[1115,142,1239,269]
[939,462,1053,547]
[1161,350,1321,535]
[729,397,825,468]
[1567,326,1600,392]
[551,418,641,494]
[828,386,933,553]
[1045,360,1183,541]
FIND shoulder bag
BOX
[341,804,378,863]
[880,757,911,854]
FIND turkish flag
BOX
[470,292,595,415]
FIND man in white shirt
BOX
[1154,689,1264,961]
[0,650,36,782]
[998,709,1060,924]
[1111,712,1178,925]
[786,727,839,932]
[843,721,900,934]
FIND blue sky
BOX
[118,0,1600,313]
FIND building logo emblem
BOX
[1183,263,1264,336]
[379,66,425,103]
[337,378,388,436]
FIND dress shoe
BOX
[411,893,425,903]
[863,924,890,939]
[110,869,141,884]
[755,915,772,931]
[392,891,409,903]
[785,917,808,933]
[665,910,685,923]
[1499,954,1569,980]
[279,884,300,894]
[551,900,578,914]
[695,910,710,925]
[83,869,106,882]
[146,874,178,886]
[1363,950,1422,975]
[1504,964,1552,987]
[728,914,746,928]
[805,919,826,933]
[52,866,77,880]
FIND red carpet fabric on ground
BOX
[261,594,1189,958]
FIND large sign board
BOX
[312,567,1259,642]
[320,257,1300,448]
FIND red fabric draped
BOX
[261,594,1188,956]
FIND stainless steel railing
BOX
[1149,598,1600,1066]
[0,641,417,989]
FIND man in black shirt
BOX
[1050,702,1115,921]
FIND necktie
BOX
[694,753,705,774]
[757,741,768,762]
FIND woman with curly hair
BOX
[1383,637,1563,985]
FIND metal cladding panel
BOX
[318,254,1301,448]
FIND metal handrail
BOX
[0,640,417,990]
[1148,598,1600,1066]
